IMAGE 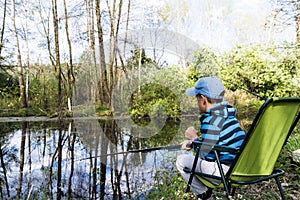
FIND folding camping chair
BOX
[183,97,300,200]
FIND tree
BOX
[95,0,125,110]
[297,1,300,43]
[11,0,27,108]
[63,0,75,112]
[95,0,109,108]
[85,0,99,102]
[19,0,34,108]
[52,0,63,116]
[0,0,7,57]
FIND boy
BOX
[176,77,245,199]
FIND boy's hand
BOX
[185,126,198,140]
[180,140,192,150]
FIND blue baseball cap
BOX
[186,77,225,99]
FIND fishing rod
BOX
[79,80,265,162]
[226,82,267,101]
[79,144,181,161]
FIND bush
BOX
[219,44,300,99]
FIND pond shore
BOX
[0,116,52,122]
[0,115,131,122]
[0,116,109,122]
[0,114,195,123]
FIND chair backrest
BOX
[228,97,300,180]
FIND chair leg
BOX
[186,147,201,193]
[197,188,213,200]
[213,150,231,198]
[274,177,286,200]
[185,183,191,193]
[185,172,194,193]
[230,187,236,197]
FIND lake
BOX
[0,116,195,199]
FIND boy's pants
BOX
[176,153,230,196]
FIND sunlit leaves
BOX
[219,44,300,98]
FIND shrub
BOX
[219,44,300,98]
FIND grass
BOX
[0,107,48,117]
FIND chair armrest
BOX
[191,141,240,154]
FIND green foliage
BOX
[0,72,20,112]
[0,61,66,116]
[145,172,190,200]
[25,75,59,115]
[129,83,181,120]
[126,48,157,70]
[274,128,300,199]
[185,66,201,86]
[286,131,300,151]
[0,69,19,107]
[2,43,300,118]
[123,66,191,120]
[219,44,300,98]
[191,47,220,78]
[142,158,192,200]
[184,48,221,91]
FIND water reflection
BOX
[0,117,185,199]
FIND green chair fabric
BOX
[184,97,300,199]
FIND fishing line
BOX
[225,81,267,101]
[78,144,181,161]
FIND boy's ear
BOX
[203,98,207,105]
[201,95,207,104]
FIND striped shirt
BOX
[194,102,245,165]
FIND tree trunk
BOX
[0,0,7,56]
[37,0,56,68]
[95,0,110,108]
[296,1,300,43]
[24,7,30,107]
[86,0,99,102]
[52,0,63,116]
[106,0,123,97]
[11,0,27,108]
[105,0,117,93]
[63,0,75,107]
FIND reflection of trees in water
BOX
[67,124,76,199]
[16,122,27,200]
[138,117,181,147]
[0,118,181,199]
[0,122,22,199]
[0,140,18,199]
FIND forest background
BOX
[1,0,300,199]
[0,0,299,118]
[0,0,299,117]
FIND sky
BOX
[3,0,296,65]
[160,0,294,51]
[108,0,295,66]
